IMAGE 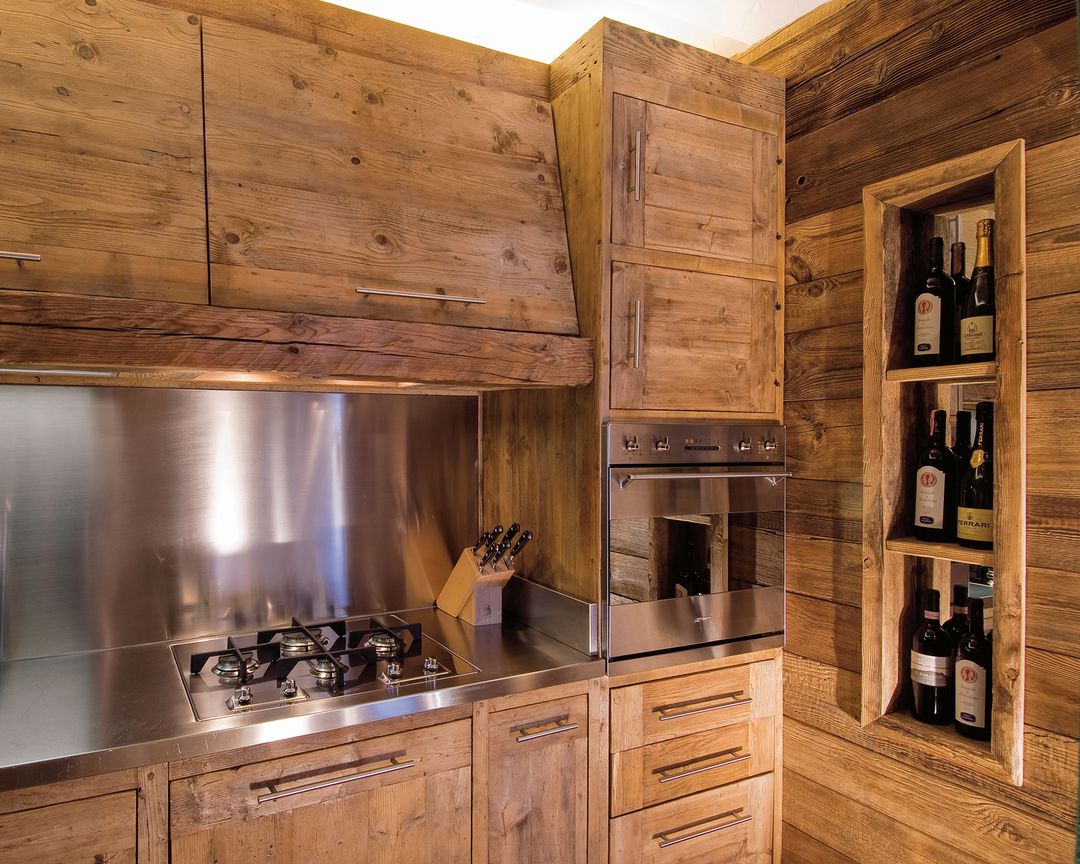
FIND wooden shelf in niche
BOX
[885,536,995,568]
[862,140,1026,786]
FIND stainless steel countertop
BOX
[0,608,602,791]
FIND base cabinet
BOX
[0,790,137,864]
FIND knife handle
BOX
[472,531,491,553]
[484,542,510,572]
[478,542,501,570]
[500,522,521,548]
[508,530,532,562]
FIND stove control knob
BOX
[233,685,253,706]
[624,436,640,453]
[763,437,779,453]
[423,656,440,674]
[281,678,298,698]
[737,437,753,453]
[385,661,403,680]
[654,436,670,453]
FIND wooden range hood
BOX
[0,0,592,392]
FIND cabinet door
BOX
[0,791,136,864]
[610,262,779,414]
[201,18,577,334]
[0,0,207,302]
[485,694,589,864]
[171,719,471,864]
[611,96,778,269]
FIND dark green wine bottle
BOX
[959,220,995,363]
[913,237,956,366]
[957,402,993,549]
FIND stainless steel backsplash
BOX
[0,386,478,660]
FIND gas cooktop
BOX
[171,613,480,721]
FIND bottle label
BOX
[914,466,946,528]
[911,650,953,687]
[914,293,941,356]
[960,315,994,355]
[955,658,987,728]
[957,507,993,542]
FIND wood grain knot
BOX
[288,345,300,355]
[492,128,521,155]
[500,247,517,263]
[554,257,569,275]
[537,173,546,184]
[364,90,383,105]
[224,232,240,245]
[75,42,98,62]
[84,0,96,6]
[56,85,71,97]
[796,175,807,186]
[350,156,361,165]
[456,88,473,103]
[290,74,306,91]
[187,14,198,25]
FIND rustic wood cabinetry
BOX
[475,688,591,864]
[170,719,471,863]
[200,17,577,335]
[607,652,782,863]
[0,0,207,303]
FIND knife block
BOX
[436,548,514,626]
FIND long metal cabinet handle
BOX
[515,717,579,743]
[655,749,751,784]
[656,810,752,848]
[626,299,642,369]
[657,693,753,722]
[256,757,415,804]
[0,251,42,262]
[618,471,790,489]
[629,130,642,201]
[355,287,485,305]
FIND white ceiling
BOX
[324,0,827,62]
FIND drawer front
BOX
[171,718,471,835]
[610,772,774,864]
[612,661,778,752]
[0,790,136,864]
[611,719,773,816]
[488,693,589,759]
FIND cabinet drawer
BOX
[611,717,773,816]
[488,693,589,759]
[612,661,777,752]
[0,790,136,864]
[171,718,471,834]
[610,772,773,864]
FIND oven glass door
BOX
[606,466,786,659]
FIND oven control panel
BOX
[606,422,785,466]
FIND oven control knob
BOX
[385,661,403,680]
[763,437,779,453]
[232,685,253,706]
[423,656,440,674]
[654,436,670,453]
[737,437,753,452]
[624,436,640,453]
[281,678,298,698]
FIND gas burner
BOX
[364,631,401,659]
[280,627,325,655]
[212,652,259,679]
[309,656,343,684]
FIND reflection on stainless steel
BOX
[0,607,602,791]
[608,467,787,520]
[0,386,478,660]
[606,633,785,678]
[504,575,599,656]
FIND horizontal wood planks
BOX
[741,0,1079,857]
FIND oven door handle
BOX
[616,471,790,489]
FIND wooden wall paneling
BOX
[785,19,1078,221]
[782,823,857,864]
[785,534,862,607]
[784,204,863,285]
[1028,293,1080,391]
[786,594,861,673]
[1026,565,1080,657]
[1025,133,1080,237]
[784,271,863,333]
[1024,648,1080,737]
[0,0,207,303]
[587,677,609,864]
[784,323,863,401]
[784,398,862,483]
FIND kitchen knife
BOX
[478,541,505,571]
[483,525,503,555]
[472,531,492,553]
[499,522,520,549]
[506,530,532,566]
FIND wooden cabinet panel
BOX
[202,17,577,334]
[611,96,778,269]
[171,719,471,863]
[483,693,589,864]
[610,773,774,864]
[0,0,207,302]
[610,262,779,414]
[0,790,136,864]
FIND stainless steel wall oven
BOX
[604,421,787,674]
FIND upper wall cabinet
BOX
[201,18,579,334]
[0,0,207,302]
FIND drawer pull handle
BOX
[515,716,579,743]
[656,808,752,848]
[355,286,485,305]
[0,251,41,262]
[626,299,642,369]
[656,691,752,721]
[256,757,415,803]
[655,747,751,784]
[627,130,642,201]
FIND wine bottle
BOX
[959,219,996,363]
[957,402,993,549]
[911,588,954,724]
[913,237,955,366]
[955,596,992,740]
[943,583,969,648]
[951,241,970,360]
[913,409,957,542]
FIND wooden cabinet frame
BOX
[861,140,1026,784]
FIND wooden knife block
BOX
[436,548,514,626]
